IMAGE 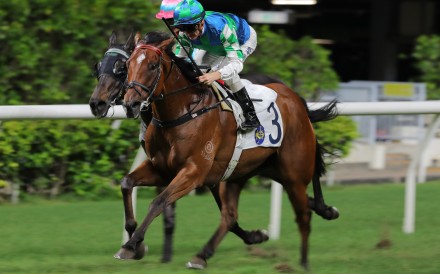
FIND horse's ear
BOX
[134,32,142,45]
[109,31,117,47]
[158,37,174,51]
[124,32,135,53]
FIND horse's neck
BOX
[152,72,206,121]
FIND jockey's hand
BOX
[197,71,221,85]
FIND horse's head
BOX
[89,31,135,118]
[123,31,176,119]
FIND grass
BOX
[1,181,440,274]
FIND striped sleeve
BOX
[219,25,244,60]
[175,32,194,58]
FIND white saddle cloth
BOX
[216,79,284,149]
[216,79,285,181]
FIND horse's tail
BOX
[307,99,339,123]
[298,98,338,177]
[309,100,339,177]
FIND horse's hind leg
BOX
[308,174,339,220]
[187,181,245,269]
[308,140,339,220]
[209,184,269,245]
[161,197,175,263]
[284,180,312,270]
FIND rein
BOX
[128,43,222,128]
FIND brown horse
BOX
[115,31,338,270]
[89,32,275,262]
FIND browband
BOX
[135,44,163,56]
[105,48,130,59]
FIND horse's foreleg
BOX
[115,162,204,261]
[121,176,137,238]
[187,181,244,269]
[116,160,166,260]
[209,183,268,245]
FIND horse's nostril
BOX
[89,102,97,112]
[131,102,141,110]
[97,101,107,109]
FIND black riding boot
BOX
[234,87,261,129]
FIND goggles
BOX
[176,23,199,33]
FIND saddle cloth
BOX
[212,79,284,149]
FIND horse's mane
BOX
[143,31,173,48]
[143,31,199,84]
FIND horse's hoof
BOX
[258,229,270,243]
[186,257,207,269]
[244,229,270,245]
[114,247,135,260]
[161,255,172,263]
[114,243,147,260]
[327,206,340,220]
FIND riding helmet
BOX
[172,0,205,25]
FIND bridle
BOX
[94,47,131,106]
[126,43,225,128]
[127,44,165,107]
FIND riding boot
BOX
[234,87,261,129]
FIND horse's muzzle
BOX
[123,101,141,119]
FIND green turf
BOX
[1,181,439,274]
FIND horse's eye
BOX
[113,66,127,75]
[113,60,127,75]
[149,62,159,71]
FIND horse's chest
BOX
[148,141,184,171]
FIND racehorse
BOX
[116,31,339,270]
[89,31,277,263]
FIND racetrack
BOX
[1,181,439,274]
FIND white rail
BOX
[2,101,440,237]
[2,101,440,121]
[0,105,126,120]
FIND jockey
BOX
[172,0,260,129]
[139,0,207,145]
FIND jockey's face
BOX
[178,20,204,40]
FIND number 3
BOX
[268,102,281,144]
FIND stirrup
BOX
[241,122,260,129]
